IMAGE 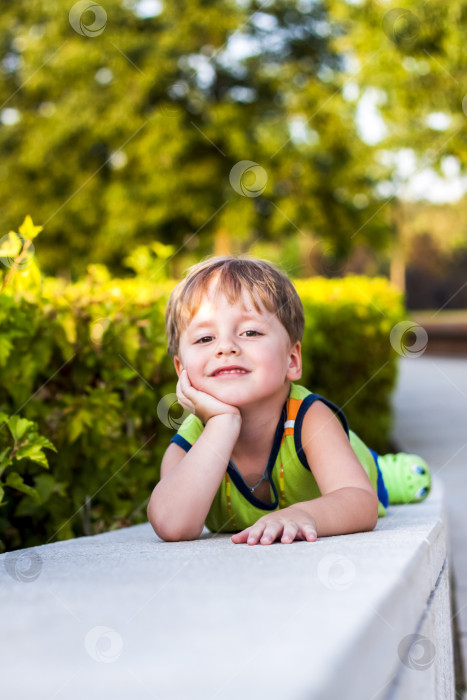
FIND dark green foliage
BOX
[0,0,399,278]
[0,218,405,551]
[296,277,405,450]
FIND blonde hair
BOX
[165,255,305,358]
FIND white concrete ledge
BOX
[0,477,455,700]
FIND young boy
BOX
[147,256,431,545]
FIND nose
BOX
[215,334,240,356]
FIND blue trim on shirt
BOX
[170,434,193,453]
[169,402,288,510]
[369,448,389,508]
[294,394,350,471]
[169,390,389,510]
[226,400,287,510]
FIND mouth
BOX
[211,367,250,377]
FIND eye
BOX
[195,336,213,344]
[242,330,262,337]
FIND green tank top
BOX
[170,382,386,533]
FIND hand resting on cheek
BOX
[176,370,241,425]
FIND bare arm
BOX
[148,369,242,541]
[232,401,379,545]
[296,401,379,534]
[289,487,378,536]
[148,413,241,541]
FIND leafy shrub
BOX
[295,277,405,449]
[0,218,405,551]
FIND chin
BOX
[208,384,247,400]
[215,386,264,404]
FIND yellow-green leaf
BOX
[7,416,34,442]
[68,409,94,443]
[18,215,43,241]
[5,472,41,503]
[0,231,22,259]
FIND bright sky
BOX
[353,87,467,204]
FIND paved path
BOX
[391,355,467,694]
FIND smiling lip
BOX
[211,366,250,377]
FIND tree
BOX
[329,0,467,288]
[1,0,391,278]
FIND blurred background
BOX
[1,0,466,307]
[1,0,467,553]
[2,4,467,689]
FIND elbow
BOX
[147,499,176,542]
[147,495,171,541]
[363,490,380,532]
[365,513,379,533]
[147,499,202,542]
[347,488,379,533]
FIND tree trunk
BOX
[389,204,406,293]
[390,245,406,293]
[214,228,231,256]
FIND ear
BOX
[286,341,302,381]
[173,355,184,378]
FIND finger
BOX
[176,377,184,399]
[302,525,318,542]
[176,383,191,411]
[182,369,192,387]
[179,370,189,392]
[231,529,252,544]
[246,527,265,545]
[177,373,196,406]
[260,523,283,545]
[280,521,300,544]
[180,374,197,404]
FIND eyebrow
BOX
[189,311,265,330]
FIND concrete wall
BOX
[0,477,454,699]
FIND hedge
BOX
[0,218,405,552]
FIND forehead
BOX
[189,284,267,323]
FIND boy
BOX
[147,256,431,545]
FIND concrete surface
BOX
[391,355,467,696]
[0,353,461,700]
[0,478,452,699]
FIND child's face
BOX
[173,281,302,407]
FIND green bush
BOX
[0,218,405,551]
[295,278,405,450]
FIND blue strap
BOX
[369,448,389,508]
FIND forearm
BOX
[288,487,379,538]
[148,414,241,541]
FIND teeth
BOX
[216,369,247,375]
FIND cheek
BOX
[183,352,206,379]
